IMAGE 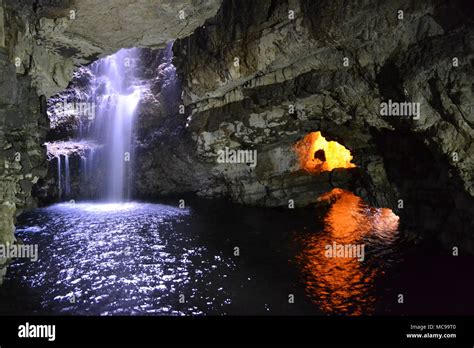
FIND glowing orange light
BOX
[295,189,400,315]
[294,131,356,173]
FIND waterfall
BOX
[56,154,71,199]
[64,155,71,198]
[104,90,140,200]
[80,155,87,183]
[49,45,177,202]
[57,156,62,198]
[88,48,142,201]
[88,148,95,181]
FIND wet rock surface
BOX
[0,0,473,259]
[165,0,474,249]
[0,46,48,245]
[0,0,221,257]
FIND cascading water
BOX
[64,155,71,197]
[88,49,142,201]
[55,154,70,200]
[57,155,62,198]
[46,45,178,202]
[5,41,468,318]
[49,49,143,201]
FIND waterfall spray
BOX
[89,48,142,201]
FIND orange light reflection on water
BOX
[295,188,400,315]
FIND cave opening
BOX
[294,131,356,173]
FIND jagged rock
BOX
[0,0,473,256]
[4,0,222,97]
[1,0,221,245]
[166,0,473,249]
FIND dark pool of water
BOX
[0,193,472,315]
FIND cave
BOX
[294,131,356,173]
[0,0,473,332]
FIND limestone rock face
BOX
[0,0,221,260]
[116,0,473,231]
[161,0,473,248]
[36,0,222,58]
[4,0,222,96]
[0,46,48,247]
[0,0,473,256]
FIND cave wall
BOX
[0,2,48,244]
[0,7,48,281]
[0,0,472,257]
[150,0,474,208]
[0,0,223,271]
[5,0,223,97]
[148,0,472,248]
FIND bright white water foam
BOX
[89,49,142,201]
